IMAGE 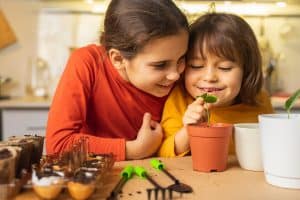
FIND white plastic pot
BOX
[234,123,263,171]
[259,114,300,189]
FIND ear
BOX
[108,48,125,70]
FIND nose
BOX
[203,67,218,82]
[166,62,185,81]
[166,72,180,81]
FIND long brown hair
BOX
[100,0,189,59]
[189,13,263,105]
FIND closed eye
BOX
[189,64,204,69]
[219,67,232,71]
[152,62,167,69]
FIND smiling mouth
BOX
[199,87,223,92]
[158,83,173,88]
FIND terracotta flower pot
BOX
[188,123,233,172]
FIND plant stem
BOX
[206,108,210,127]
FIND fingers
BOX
[141,112,152,129]
[183,99,207,125]
[185,111,202,121]
[188,104,204,113]
[183,114,206,125]
[195,97,205,105]
[150,120,162,133]
[142,113,162,135]
[183,111,204,125]
[150,120,157,129]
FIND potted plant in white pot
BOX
[259,89,300,189]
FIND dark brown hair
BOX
[100,0,188,59]
[189,13,263,105]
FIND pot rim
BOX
[187,123,233,138]
[259,113,300,120]
[234,123,259,130]
[188,122,232,128]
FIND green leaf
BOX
[285,89,300,114]
[205,95,217,103]
[197,93,217,103]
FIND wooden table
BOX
[15,156,300,200]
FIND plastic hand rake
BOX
[134,166,174,200]
[151,159,193,193]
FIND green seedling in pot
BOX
[284,89,300,119]
[196,93,217,126]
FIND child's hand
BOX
[126,113,163,159]
[183,97,207,125]
[136,112,163,155]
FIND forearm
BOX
[46,128,126,161]
[125,139,159,160]
[174,126,190,155]
[125,140,143,160]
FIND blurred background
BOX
[0,0,300,139]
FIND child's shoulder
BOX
[71,44,105,58]
[256,89,271,104]
[68,45,108,69]
[65,44,109,78]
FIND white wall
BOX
[246,17,300,94]
[0,0,41,97]
[37,11,103,96]
[0,0,104,98]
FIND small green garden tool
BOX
[134,166,173,200]
[106,165,134,200]
[151,159,193,193]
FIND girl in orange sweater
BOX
[46,0,189,161]
[159,13,274,157]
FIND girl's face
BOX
[119,30,188,97]
[185,50,243,107]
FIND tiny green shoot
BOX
[284,89,300,119]
[197,93,217,126]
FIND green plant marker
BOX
[197,93,217,126]
[284,89,300,119]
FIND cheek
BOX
[185,68,199,80]
[145,71,165,84]
[186,70,203,86]
[228,73,243,94]
[184,71,199,95]
[184,71,194,87]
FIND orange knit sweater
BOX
[46,45,167,161]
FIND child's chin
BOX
[151,89,172,97]
[154,93,169,98]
